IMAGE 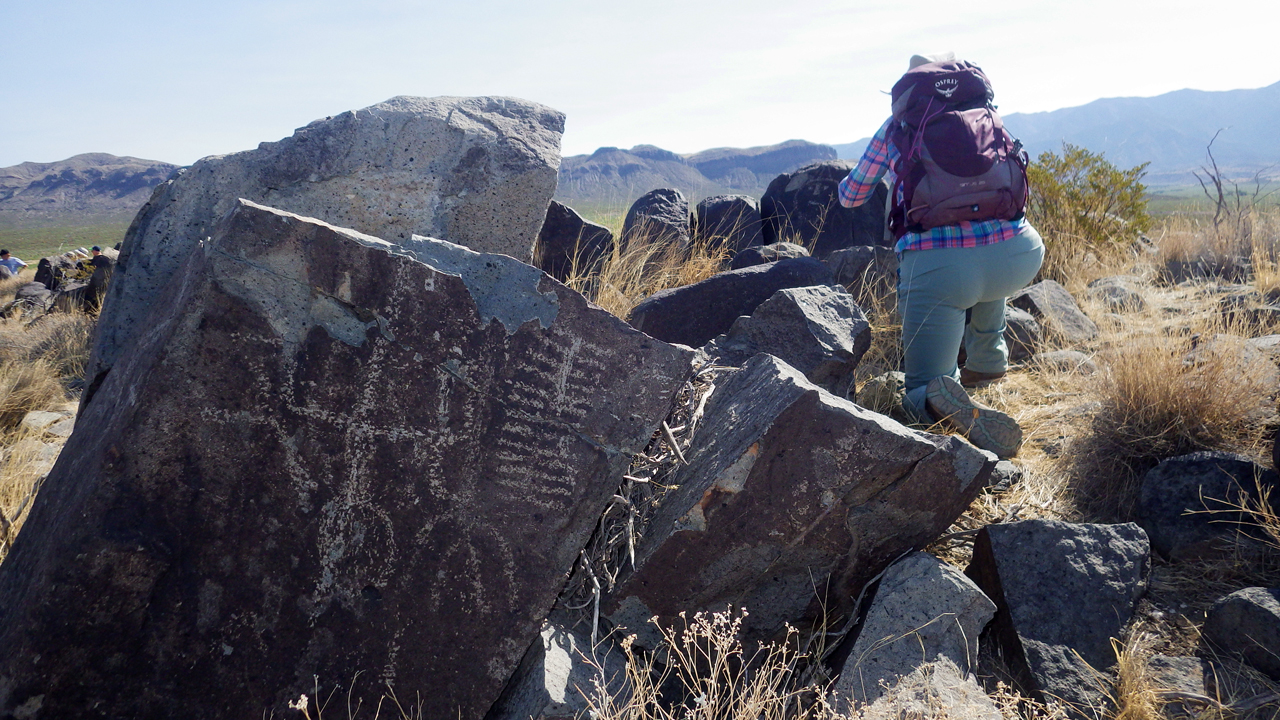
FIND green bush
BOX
[1027,143,1151,283]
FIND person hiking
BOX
[837,52,1043,458]
[0,249,28,276]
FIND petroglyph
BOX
[0,200,694,720]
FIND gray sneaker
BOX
[925,375,1022,458]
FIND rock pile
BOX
[6,94,1252,720]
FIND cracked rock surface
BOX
[0,200,691,719]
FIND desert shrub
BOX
[1065,327,1273,521]
[1028,143,1152,285]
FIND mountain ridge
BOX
[831,81,1280,186]
[0,153,178,228]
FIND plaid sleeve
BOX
[838,118,894,208]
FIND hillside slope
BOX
[0,153,177,228]
[831,81,1280,186]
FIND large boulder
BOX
[1202,587,1280,681]
[534,200,614,283]
[627,257,835,348]
[1009,279,1098,344]
[13,282,51,309]
[620,188,690,255]
[702,285,870,396]
[830,552,996,709]
[86,95,564,395]
[1137,451,1278,560]
[604,354,995,649]
[692,194,763,256]
[760,161,889,257]
[966,520,1150,716]
[0,200,692,719]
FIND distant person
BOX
[838,53,1042,458]
[90,246,113,270]
[0,249,28,277]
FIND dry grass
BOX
[0,361,65,430]
[566,227,732,319]
[0,273,28,300]
[0,303,93,563]
[1107,626,1163,720]
[1064,325,1274,520]
[585,609,836,720]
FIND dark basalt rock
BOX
[729,241,809,270]
[966,520,1150,716]
[760,161,889,257]
[1003,306,1041,362]
[702,284,870,396]
[627,257,834,348]
[1137,451,1278,560]
[604,354,994,649]
[620,187,690,255]
[824,245,898,306]
[534,200,614,282]
[0,200,693,720]
[85,95,565,400]
[1203,587,1280,681]
[692,194,763,257]
[1009,279,1098,343]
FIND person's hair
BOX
[0,249,9,256]
[92,246,101,252]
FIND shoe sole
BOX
[926,376,1022,458]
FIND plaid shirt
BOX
[838,118,1024,253]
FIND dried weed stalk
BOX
[557,363,730,638]
[584,608,849,720]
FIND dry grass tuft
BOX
[1059,320,1274,521]
[0,361,65,430]
[566,230,732,319]
[1107,626,1163,720]
[0,428,59,562]
[0,273,28,300]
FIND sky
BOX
[3,0,1279,169]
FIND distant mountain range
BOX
[554,140,837,209]
[8,81,1276,229]
[0,153,178,228]
[834,81,1280,186]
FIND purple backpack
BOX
[887,60,1028,239]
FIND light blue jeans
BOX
[898,225,1045,420]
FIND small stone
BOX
[1033,349,1098,375]
[19,411,64,433]
[1203,587,1280,681]
[1009,280,1098,344]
